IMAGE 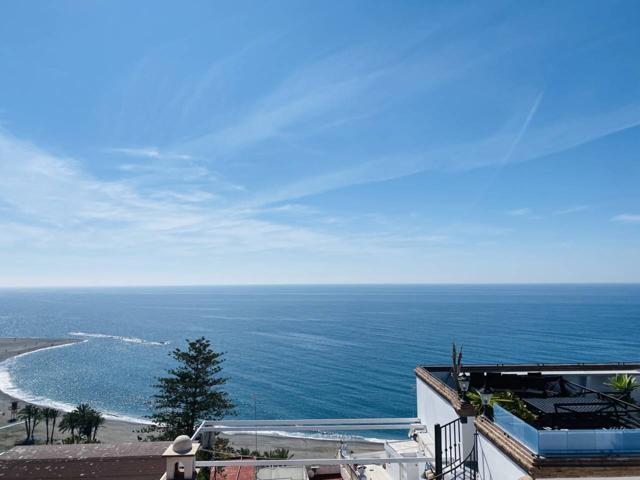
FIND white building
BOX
[416,362,640,479]
[187,362,640,480]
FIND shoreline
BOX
[0,337,385,456]
[0,337,153,451]
[0,337,81,364]
[0,339,153,426]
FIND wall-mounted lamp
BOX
[457,372,470,396]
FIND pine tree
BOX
[144,337,235,440]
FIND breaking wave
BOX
[0,342,152,425]
[69,332,169,346]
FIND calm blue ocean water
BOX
[0,285,639,437]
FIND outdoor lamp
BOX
[457,372,470,394]
[479,388,493,407]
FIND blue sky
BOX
[0,1,639,286]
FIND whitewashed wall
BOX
[416,377,458,435]
[416,376,476,458]
[476,433,527,480]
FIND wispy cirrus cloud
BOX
[179,20,529,158]
[111,146,193,160]
[553,205,591,215]
[0,130,430,259]
[506,208,532,217]
[612,214,640,223]
[0,131,325,251]
[182,59,381,155]
[238,98,640,207]
[101,18,640,212]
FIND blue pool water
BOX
[0,284,638,437]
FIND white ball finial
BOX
[173,435,193,454]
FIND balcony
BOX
[493,404,640,456]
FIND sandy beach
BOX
[0,338,384,456]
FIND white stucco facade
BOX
[476,433,528,480]
[416,375,477,459]
[416,377,458,436]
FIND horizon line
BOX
[1,281,639,290]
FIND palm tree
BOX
[59,411,80,443]
[88,409,105,442]
[59,404,105,444]
[18,405,42,443]
[75,403,94,439]
[605,374,640,403]
[49,408,59,444]
[17,405,32,443]
[268,448,293,459]
[42,408,59,444]
[32,407,42,441]
[237,448,261,458]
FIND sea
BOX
[0,284,638,440]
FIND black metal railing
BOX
[565,380,640,428]
[434,418,463,473]
[432,419,478,480]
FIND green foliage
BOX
[42,407,59,444]
[59,404,105,444]
[465,390,504,415]
[465,390,537,423]
[193,435,236,480]
[58,411,79,441]
[197,470,211,480]
[143,337,235,441]
[235,447,293,459]
[17,404,42,443]
[268,448,293,459]
[501,393,537,424]
[605,374,639,403]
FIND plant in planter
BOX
[465,390,537,423]
[605,374,639,404]
[451,342,464,393]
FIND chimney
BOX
[162,435,200,480]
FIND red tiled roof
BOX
[211,463,256,480]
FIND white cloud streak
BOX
[1,130,443,262]
[506,208,532,217]
[0,131,348,255]
[612,214,640,223]
[553,205,590,215]
[111,147,193,160]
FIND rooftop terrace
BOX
[418,363,640,456]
